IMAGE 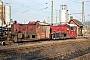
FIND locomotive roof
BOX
[28,21,50,26]
[38,22,50,26]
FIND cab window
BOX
[37,24,40,29]
[66,26,70,30]
[71,27,74,30]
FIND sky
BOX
[2,0,90,24]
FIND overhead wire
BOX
[19,1,50,18]
[73,15,82,21]
[68,0,90,6]
[11,0,50,15]
[67,0,90,21]
[22,0,50,21]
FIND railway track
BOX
[0,37,88,50]
[0,38,90,60]
[73,53,90,60]
[42,47,90,60]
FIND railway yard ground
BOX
[0,34,90,60]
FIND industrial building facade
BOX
[0,0,3,26]
[0,0,11,26]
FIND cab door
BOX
[45,26,50,39]
[69,27,77,38]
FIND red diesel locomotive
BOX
[11,21,50,42]
[50,24,78,39]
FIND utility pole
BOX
[82,1,85,25]
[59,10,60,23]
[87,14,89,30]
[56,10,58,25]
[51,0,54,25]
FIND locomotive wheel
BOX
[13,36,18,43]
[52,34,55,40]
[13,36,22,43]
[60,34,66,39]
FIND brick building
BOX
[68,16,83,36]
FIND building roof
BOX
[68,19,83,27]
[68,24,77,26]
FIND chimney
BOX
[70,16,73,20]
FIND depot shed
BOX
[68,16,83,36]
